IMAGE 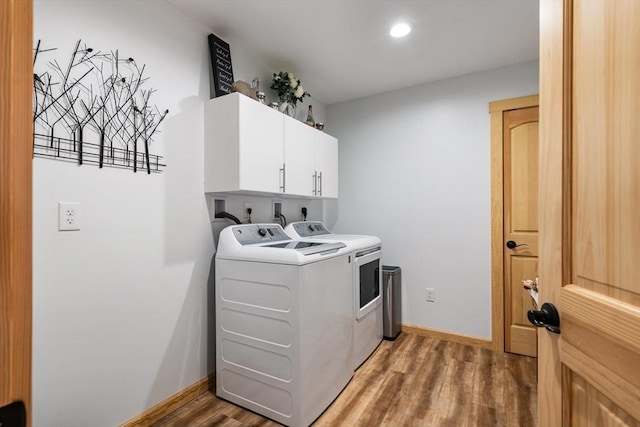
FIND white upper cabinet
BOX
[314,131,338,198]
[283,116,339,198]
[205,93,338,198]
[284,116,316,196]
[205,93,284,194]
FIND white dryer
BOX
[285,222,383,370]
[215,224,353,427]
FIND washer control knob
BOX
[258,228,267,237]
[308,224,315,232]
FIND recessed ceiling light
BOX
[390,22,412,38]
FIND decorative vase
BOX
[279,100,296,117]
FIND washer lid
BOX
[285,221,382,251]
[216,223,349,264]
[262,240,346,256]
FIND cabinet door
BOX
[284,116,315,196]
[238,97,284,193]
[314,132,338,198]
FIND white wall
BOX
[32,1,326,426]
[326,61,539,339]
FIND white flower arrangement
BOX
[270,71,310,110]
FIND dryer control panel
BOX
[291,221,331,237]
[231,224,291,245]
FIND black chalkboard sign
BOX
[208,33,234,97]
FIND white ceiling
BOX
[168,0,539,105]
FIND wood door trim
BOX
[538,0,571,425]
[0,0,33,423]
[489,94,538,353]
[489,95,539,114]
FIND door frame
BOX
[0,0,33,424]
[537,0,571,425]
[489,94,539,353]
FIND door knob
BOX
[0,401,26,427]
[527,302,560,334]
[506,240,527,249]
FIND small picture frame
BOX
[208,33,234,97]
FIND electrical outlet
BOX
[58,202,81,231]
[426,288,435,302]
[299,204,308,220]
[244,202,253,219]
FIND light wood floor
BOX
[152,333,537,427]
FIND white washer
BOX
[215,223,354,427]
[285,221,383,370]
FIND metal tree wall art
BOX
[33,39,168,173]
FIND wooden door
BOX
[538,0,640,426]
[0,0,33,425]
[489,95,539,357]
[503,106,539,357]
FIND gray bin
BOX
[382,265,401,340]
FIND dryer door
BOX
[354,247,382,320]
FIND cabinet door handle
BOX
[318,171,322,196]
[312,171,317,195]
[280,163,286,193]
